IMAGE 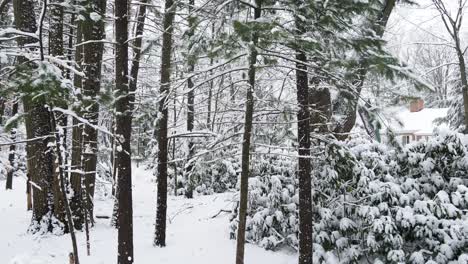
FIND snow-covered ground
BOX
[1,165,296,264]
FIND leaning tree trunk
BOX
[235,2,261,264]
[184,0,196,199]
[154,0,176,248]
[13,0,56,232]
[81,0,107,224]
[115,0,134,263]
[332,0,396,140]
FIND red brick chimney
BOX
[410,99,424,112]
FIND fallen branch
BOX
[168,205,194,223]
[211,209,231,219]
[95,215,110,219]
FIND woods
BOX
[1,0,468,263]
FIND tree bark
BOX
[292,2,314,263]
[296,41,313,264]
[0,97,4,125]
[129,0,148,94]
[6,102,18,190]
[81,0,107,224]
[50,113,80,264]
[235,1,261,264]
[154,0,176,247]
[115,0,134,263]
[457,51,468,134]
[453,32,468,133]
[0,0,10,14]
[184,0,195,199]
[49,0,68,230]
[13,0,56,232]
[70,21,84,230]
[332,0,396,140]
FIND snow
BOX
[393,107,449,135]
[0,165,296,264]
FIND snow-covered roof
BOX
[391,107,449,135]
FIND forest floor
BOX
[0,165,297,264]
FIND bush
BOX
[231,131,468,263]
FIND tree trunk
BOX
[81,0,107,224]
[184,0,195,199]
[296,47,313,264]
[129,0,148,94]
[309,86,331,133]
[207,74,212,128]
[49,0,68,230]
[50,112,80,264]
[26,173,32,210]
[154,0,176,248]
[24,100,56,230]
[235,2,261,263]
[70,21,84,230]
[454,40,468,133]
[332,0,396,140]
[6,102,18,190]
[13,0,56,232]
[115,0,134,263]
[0,97,4,125]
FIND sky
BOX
[385,0,468,59]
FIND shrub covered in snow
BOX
[229,150,298,250]
[231,131,468,263]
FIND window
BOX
[402,135,410,145]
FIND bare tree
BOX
[433,0,468,133]
[413,38,455,106]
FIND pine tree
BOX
[13,0,56,232]
[70,17,84,230]
[184,0,196,199]
[81,0,107,224]
[236,1,262,263]
[154,0,176,248]
[5,101,17,190]
[115,0,134,262]
[293,2,313,262]
[332,0,397,140]
[49,0,68,230]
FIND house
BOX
[392,99,449,145]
